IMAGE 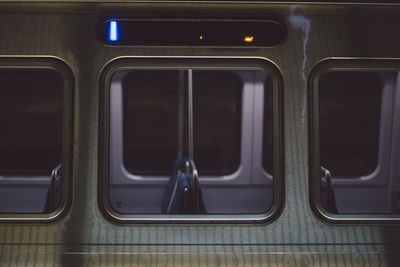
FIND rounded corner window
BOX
[309,58,400,223]
[99,57,284,223]
[0,57,74,223]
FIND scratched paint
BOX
[289,15,311,128]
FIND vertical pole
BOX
[188,69,200,213]
[188,69,194,162]
[177,70,185,162]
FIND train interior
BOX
[319,70,400,214]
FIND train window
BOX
[0,58,73,222]
[319,72,382,177]
[100,58,284,222]
[310,59,400,222]
[123,70,241,176]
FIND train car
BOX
[0,0,400,265]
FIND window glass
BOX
[123,70,242,176]
[193,70,242,175]
[314,67,400,217]
[319,72,382,177]
[0,68,64,214]
[108,66,277,217]
[123,70,180,175]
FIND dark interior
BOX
[122,70,242,176]
[192,70,242,175]
[0,69,63,176]
[319,71,382,177]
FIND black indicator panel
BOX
[98,20,286,47]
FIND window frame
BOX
[0,57,73,223]
[99,57,284,223]
[309,58,400,223]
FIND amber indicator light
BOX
[244,36,254,43]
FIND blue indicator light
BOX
[108,20,119,42]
